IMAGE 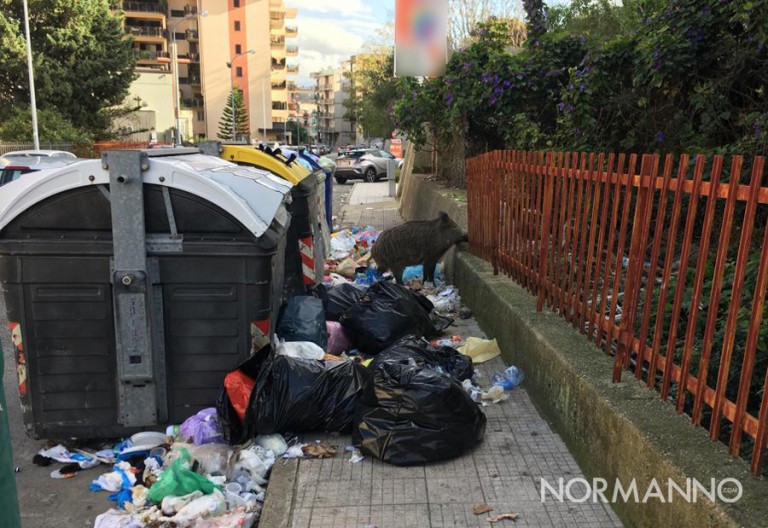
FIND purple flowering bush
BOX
[394,0,768,158]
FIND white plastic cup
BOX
[225,482,242,495]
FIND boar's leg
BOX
[424,257,439,283]
[392,264,405,284]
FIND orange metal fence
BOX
[467,150,768,475]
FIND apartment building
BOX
[116,0,299,143]
[312,66,355,148]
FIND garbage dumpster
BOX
[0,149,292,439]
[201,142,327,297]
[0,342,21,528]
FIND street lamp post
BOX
[170,10,207,146]
[226,50,255,141]
[22,0,39,150]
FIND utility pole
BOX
[22,0,39,150]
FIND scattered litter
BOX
[302,443,338,459]
[488,512,519,523]
[458,337,502,364]
[492,366,525,390]
[179,408,224,446]
[483,385,509,404]
[38,444,101,470]
[146,448,217,504]
[255,434,288,458]
[346,446,364,463]
[283,445,305,459]
[473,504,495,515]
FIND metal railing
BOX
[127,26,165,38]
[133,49,170,60]
[467,150,768,475]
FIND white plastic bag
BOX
[274,337,325,360]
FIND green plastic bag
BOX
[147,448,217,504]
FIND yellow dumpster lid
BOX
[219,145,310,185]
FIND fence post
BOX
[536,152,556,311]
[613,154,655,382]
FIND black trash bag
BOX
[322,283,366,321]
[216,345,272,445]
[248,353,368,435]
[370,335,473,382]
[339,281,445,355]
[353,360,486,466]
[276,295,327,349]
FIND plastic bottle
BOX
[161,491,204,515]
[174,490,226,520]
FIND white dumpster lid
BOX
[0,153,293,237]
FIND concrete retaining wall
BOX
[400,174,768,528]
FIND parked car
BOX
[0,157,80,187]
[334,149,401,184]
[2,149,76,161]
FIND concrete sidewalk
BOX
[265,182,622,528]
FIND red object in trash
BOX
[224,370,256,421]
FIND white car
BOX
[1,149,77,162]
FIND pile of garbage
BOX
[35,409,288,527]
[47,224,525,527]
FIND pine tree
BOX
[217,88,250,140]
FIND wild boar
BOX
[372,212,468,284]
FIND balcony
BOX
[122,1,166,17]
[181,97,204,108]
[134,49,170,62]
[179,52,200,63]
[185,29,199,42]
[183,5,198,15]
[272,102,287,111]
[270,12,284,29]
[287,81,297,91]
[180,75,201,86]
[127,25,165,39]
[285,26,298,37]
[271,81,287,90]
[286,64,299,74]
[286,45,298,56]
[270,36,285,49]
[271,60,286,71]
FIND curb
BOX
[259,458,298,528]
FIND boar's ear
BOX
[438,211,450,224]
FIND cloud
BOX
[290,1,389,85]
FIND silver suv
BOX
[334,149,400,184]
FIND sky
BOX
[290,0,394,87]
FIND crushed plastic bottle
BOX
[491,366,525,390]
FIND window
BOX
[233,0,240,6]
[234,21,241,31]
[235,44,242,54]
[236,66,243,77]
[197,111,205,122]
[170,9,184,17]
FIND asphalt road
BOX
[2,175,354,526]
